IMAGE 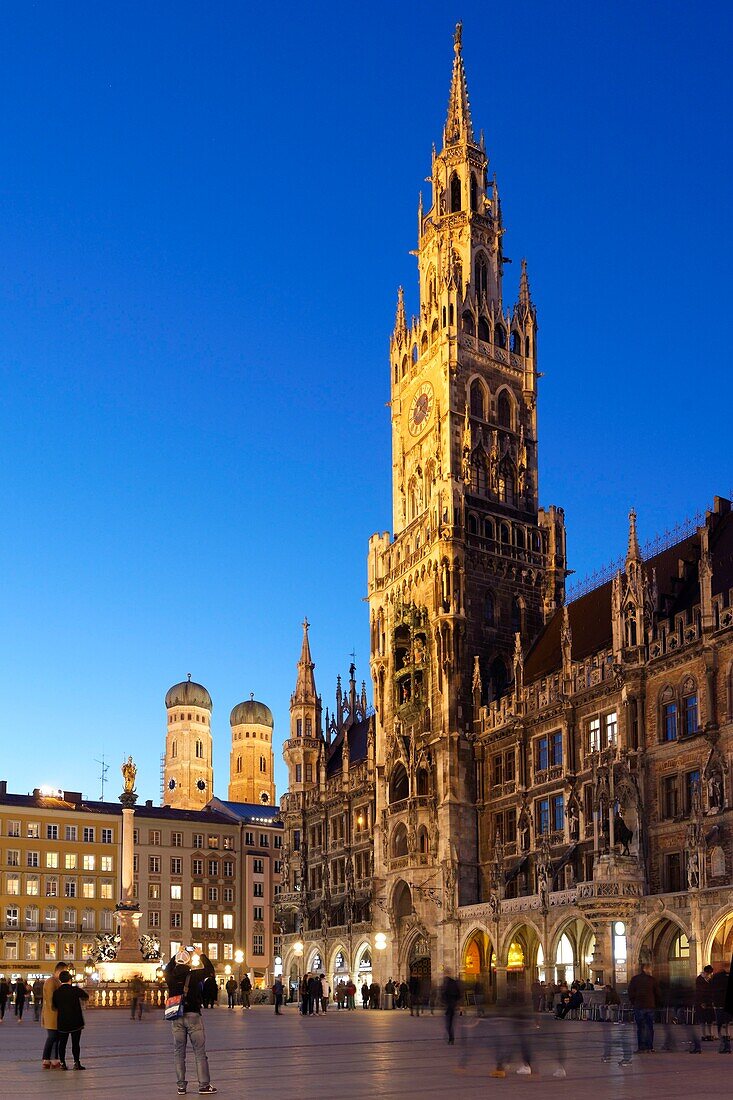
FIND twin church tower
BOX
[162,676,276,810]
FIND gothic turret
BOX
[283,619,323,794]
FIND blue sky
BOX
[1,0,731,803]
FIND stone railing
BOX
[87,983,167,1009]
[577,880,644,900]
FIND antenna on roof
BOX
[95,753,109,801]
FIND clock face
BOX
[168,778,176,791]
[408,382,434,436]
[196,779,206,792]
[259,791,270,805]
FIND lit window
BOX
[223,914,233,930]
[47,852,59,869]
[170,885,182,900]
[64,853,76,870]
[101,856,113,872]
[207,914,218,929]
[83,855,95,871]
[588,718,601,753]
[192,913,203,929]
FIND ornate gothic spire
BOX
[443,22,474,147]
[518,258,532,307]
[626,508,641,568]
[394,285,407,339]
[294,618,317,704]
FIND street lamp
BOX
[293,940,304,1007]
[374,932,388,1009]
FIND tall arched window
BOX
[236,756,242,773]
[475,254,489,297]
[511,597,522,632]
[497,391,512,429]
[259,756,266,773]
[450,172,462,212]
[494,323,507,348]
[195,740,203,759]
[484,591,495,627]
[478,316,491,342]
[462,311,475,336]
[470,173,478,211]
[510,330,522,353]
[470,379,486,419]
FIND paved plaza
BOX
[1,1005,731,1099]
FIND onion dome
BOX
[165,675,212,712]
[230,693,274,728]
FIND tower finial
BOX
[519,258,531,307]
[626,508,641,566]
[394,286,406,337]
[444,22,474,146]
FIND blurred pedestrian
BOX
[628,962,659,1052]
[273,977,284,1015]
[441,968,461,1045]
[32,978,44,1023]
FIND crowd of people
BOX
[1,948,731,1088]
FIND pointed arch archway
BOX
[460,926,496,1003]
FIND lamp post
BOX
[374,932,388,1009]
[293,940,304,1009]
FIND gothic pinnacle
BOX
[443,21,474,147]
[394,286,407,337]
[626,508,641,566]
[519,258,532,307]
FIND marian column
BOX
[117,755,142,960]
[98,756,157,981]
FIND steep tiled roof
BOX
[524,507,733,684]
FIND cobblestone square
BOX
[2,1006,731,1100]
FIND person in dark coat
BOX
[202,976,218,1009]
[0,976,9,1021]
[225,977,237,1009]
[273,977,284,1015]
[239,973,252,1009]
[695,965,715,1042]
[307,973,320,1015]
[409,971,421,1016]
[164,948,217,1094]
[360,981,369,1009]
[628,963,660,1052]
[52,971,89,1069]
[726,954,733,1019]
[14,978,28,1021]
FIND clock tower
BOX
[368,24,567,977]
[163,676,214,811]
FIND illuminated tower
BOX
[163,676,214,810]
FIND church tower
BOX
[163,676,214,810]
[283,619,324,796]
[228,695,276,806]
[367,25,567,976]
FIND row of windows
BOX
[3,905,114,931]
[4,874,114,899]
[134,882,235,904]
[1,822,113,843]
[135,830,236,850]
[4,851,113,871]
[149,911,235,931]
[169,941,246,962]
[2,939,100,963]
[138,856,236,876]
[295,717,314,737]
[168,712,210,724]
[462,311,528,355]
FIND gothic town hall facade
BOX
[278,27,733,1002]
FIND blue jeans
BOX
[634,1008,655,1051]
[172,1013,210,1088]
